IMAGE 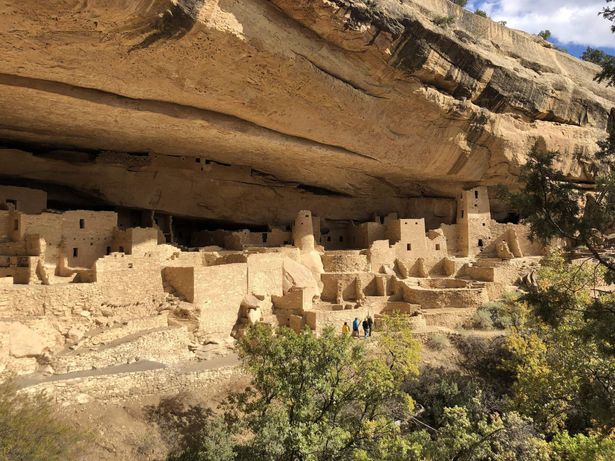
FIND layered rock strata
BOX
[0,0,613,224]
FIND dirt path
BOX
[16,353,240,389]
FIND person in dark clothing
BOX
[362,318,369,338]
[352,317,360,337]
[367,315,374,336]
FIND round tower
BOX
[293,210,315,252]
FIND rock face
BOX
[0,0,613,225]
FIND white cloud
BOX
[468,0,614,48]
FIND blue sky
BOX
[467,0,615,57]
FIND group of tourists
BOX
[341,315,373,338]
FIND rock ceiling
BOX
[0,0,613,224]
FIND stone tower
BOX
[292,210,324,293]
[457,187,492,257]
[292,210,316,252]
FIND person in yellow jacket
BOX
[341,322,350,335]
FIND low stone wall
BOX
[0,283,103,317]
[53,327,194,374]
[20,366,240,405]
[87,314,169,346]
[400,283,488,309]
[321,251,369,272]
[461,265,495,282]
[304,305,375,332]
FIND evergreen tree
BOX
[597,1,615,85]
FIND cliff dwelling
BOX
[0,181,545,375]
[0,1,614,457]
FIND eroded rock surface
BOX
[0,0,613,224]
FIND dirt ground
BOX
[62,371,249,461]
[58,328,503,460]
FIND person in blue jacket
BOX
[352,317,360,337]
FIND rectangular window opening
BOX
[435,244,441,251]
[339,236,344,242]
[262,232,268,243]
[73,248,78,257]
[461,210,464,218]
[79,218,85,229]
[474,190,479,199]
[478,239,484,248]
[106,246,111,255]
[407,243,412,251]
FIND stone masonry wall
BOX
[95,253,165,307]
[194,263,247,337]
[0,283,103,317]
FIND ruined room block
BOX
[95,253,164,306]
[0,185,47,214]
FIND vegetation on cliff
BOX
[0,378,86,461]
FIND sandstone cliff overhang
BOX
[0,0,613,224]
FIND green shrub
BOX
[550,431,615,460]
[474,9,488,18]
[428,334,450,350]
[433,15,456,27]
[451,0,468,6]
[173,323,421,461]
[0,377,86,460]
[472,308,494,330]
[472,292,524,330]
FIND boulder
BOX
[0,322,47,358]
[282,257,320,296]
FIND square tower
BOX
[457,187,492,257]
